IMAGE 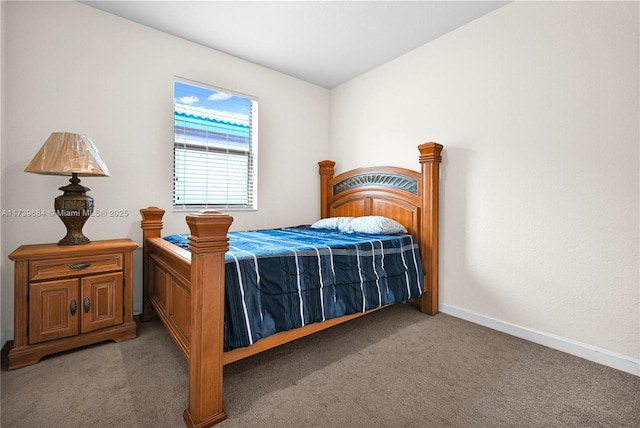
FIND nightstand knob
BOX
[84,297,90,313]
[70,300,77,316]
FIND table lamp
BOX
[24,132,111,245]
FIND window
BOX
[173,78,258,210]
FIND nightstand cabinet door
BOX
[29,278,80,344]
[81,272,124,333]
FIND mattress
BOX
[164,227,424,351]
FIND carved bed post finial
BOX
[184,210,233,428]
[140,207,166,322]
[140,206,165,239]
[319,160,336,219]
[418,143,443,316]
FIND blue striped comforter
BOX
[164,227,424,351]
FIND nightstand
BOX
[7,239,138,369]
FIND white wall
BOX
[2,1,638,376]
[330,1,639,372]
[1,1,329,342]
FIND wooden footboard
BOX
[140,142,443,428]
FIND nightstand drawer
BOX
[29,253,124,281]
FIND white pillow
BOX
[339,216,408,235]
[310,217,354,230]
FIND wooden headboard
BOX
[318,142,443,315]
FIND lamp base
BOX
[55,173,93,245]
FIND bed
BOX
[139,142,443,428]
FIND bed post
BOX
[183,210,233,428]
[318,160,336,219]
[418,143,443,315]
[140,206,166,322]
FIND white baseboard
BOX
[439,304,640,376]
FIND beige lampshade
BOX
[24,132,111,177]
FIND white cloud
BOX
[207,92,233,102]
[179,95,199,104]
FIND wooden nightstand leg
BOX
[12,260,29,349]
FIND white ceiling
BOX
[81,1,509,89]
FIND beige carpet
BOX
[2,304,639,427]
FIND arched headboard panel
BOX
[328,192,422,237]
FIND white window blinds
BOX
[173,78,258,210]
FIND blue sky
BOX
[174,81,252,124]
